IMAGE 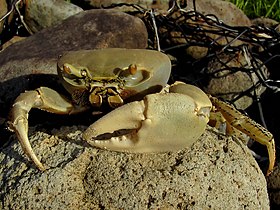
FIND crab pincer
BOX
[83,82,212,153]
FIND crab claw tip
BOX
[83,100,145,150]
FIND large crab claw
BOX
[83,83,212,152]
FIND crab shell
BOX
[57,49,172,104]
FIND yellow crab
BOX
[9,48,275,176]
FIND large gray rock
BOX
[0,9,147,82]
[0,125,269,209]
[82,0,252,27]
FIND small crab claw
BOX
[83,90,211,153]
[9,87,79,171]
[9,90,46,171]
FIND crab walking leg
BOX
[83,92,210,153]
[9,87,79,171]
[209,96,276,176]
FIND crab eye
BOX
[115,64,151,86]
[124,69,151,86]
[62,63,84,77]
[81,69,88,77]
[63,64,72,74]
[62,63,92,79]
[128,64,137,75]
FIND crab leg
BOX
[209,96,276,176]
[9,87,82,171]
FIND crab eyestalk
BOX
[127,64,137,75]
[62,63,91,78]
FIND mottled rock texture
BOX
[203,52,269,110]
[24,0,83,33]
[0,126,269,209]
[267,164,280,207]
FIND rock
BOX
[251,17,279,28]
[267,164,280,207]
[202,51,269,110]
[0,36,26,51]
[251,17,280,35]
[182,0,251,59]
[189,0,251,26]
[24,0,83,33]
[81,0,171,12]
[0,0,7,34]
[0,125,269,209]
[0,9,148,117]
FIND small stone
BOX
[24,0,83,33]
[251,17,279,28]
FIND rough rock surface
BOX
[0,125,269,209]
[267,164,280,207]
[84,0,252,27]
[24,0,83,33]
[0,0,7,34]
[203,51,269,110]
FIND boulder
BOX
[0,125,269,209]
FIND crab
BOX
[9,48,275,176]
